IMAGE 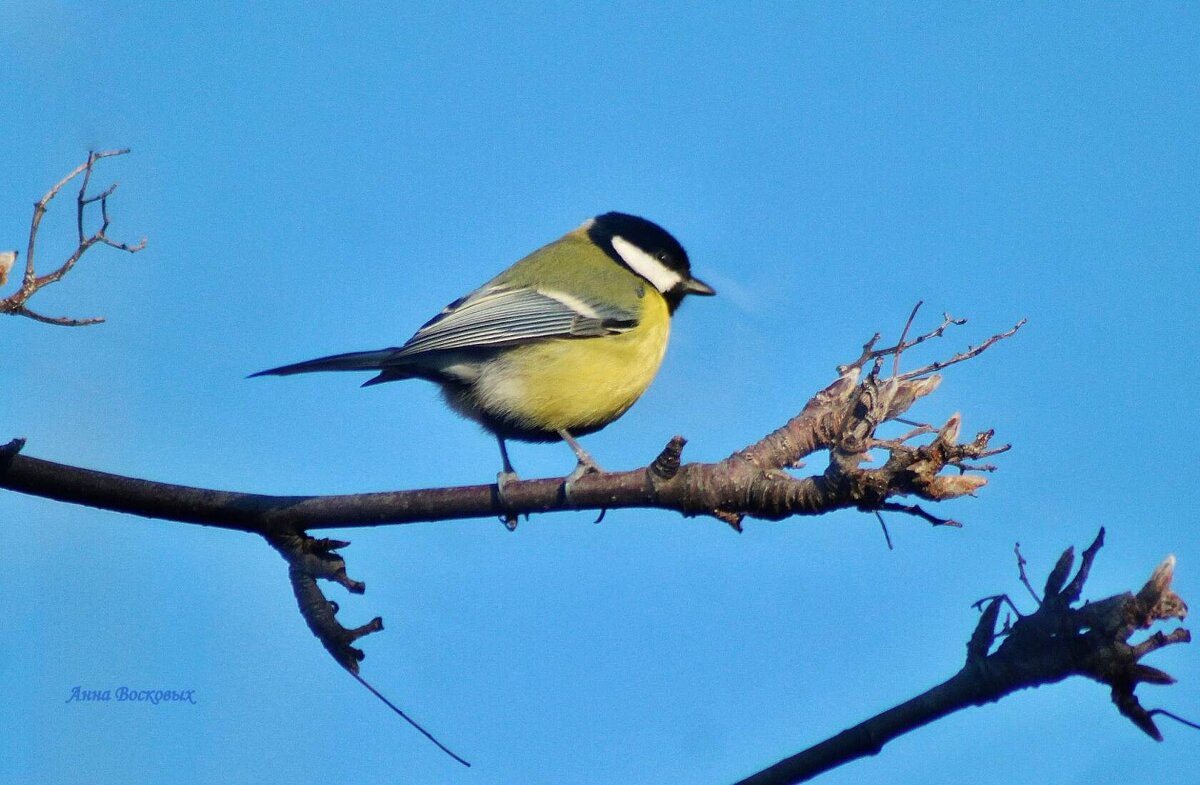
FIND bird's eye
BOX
[655,251,670,263]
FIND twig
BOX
[896,319,1027,381]
[350,671,471,767]
[843,310,970,373]
[1013,543,1042,604]
[1,149,146,326]
[970,593,1023,620]
[873,511,894,550]
[876,502,962,528]
[891,300,924,377]
[1148,709,1200,732]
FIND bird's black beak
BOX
[681,276,716,296]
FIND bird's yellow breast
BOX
[447,287,671,440]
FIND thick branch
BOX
[0,351,1009,535]
[730,530,1191,785]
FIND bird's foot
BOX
[557,429,606,501]
[496,470,521,531]
[563,456,603,501]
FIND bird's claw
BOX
[563,458,603,501]
[496,470,520,531]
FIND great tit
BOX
[252,212,714,489]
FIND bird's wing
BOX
[393,285,638,358]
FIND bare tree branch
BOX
[729,530,1191,785]
[0,321,1018,535]
[0,149,146,326]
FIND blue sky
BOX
[2,3,1197,783]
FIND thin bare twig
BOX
[876,502,962,528]
[896,319,1027,381]
[1148,709,1200,732]
[842,309,970,373]
[891,300,924,377]
[873,511,894,550]
[1014,543,1042,604]
[1,149,146,326]
[971,593,1023,621]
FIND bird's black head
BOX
[588,212,715,312]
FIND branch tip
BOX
[1,438,26,463]
[936,413,962,446]
[967,596,1002,662]
[650,435,687,480]
[714,510,744,532]
[1043,547,1076,600]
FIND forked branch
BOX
[0,149,146,326]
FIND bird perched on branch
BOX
[252,211,714,495]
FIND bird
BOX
[251,211,714,495]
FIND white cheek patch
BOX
[611,234,683,293]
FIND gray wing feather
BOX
[394,286,636,358]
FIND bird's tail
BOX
[249,349,402,378]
